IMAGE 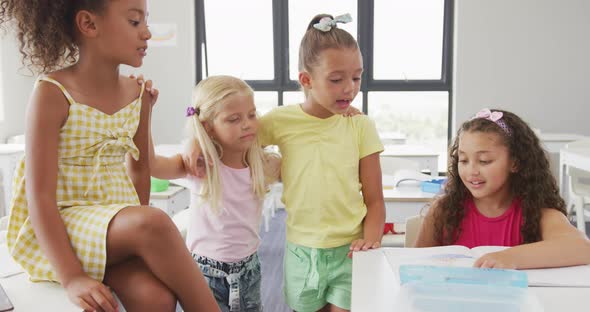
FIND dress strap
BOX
[137,81,146,101]
[36,76,76,106]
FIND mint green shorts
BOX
[283,242,352,312]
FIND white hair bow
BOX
[313,13,353,32]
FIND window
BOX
[195,0,453,172]
[373,0,445,80]
[202,0,274,79]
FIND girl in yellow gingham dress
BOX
[0,1,220,310]
[6,76,145,282]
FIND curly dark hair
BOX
[0,0,107,73]
[432,109,566,245]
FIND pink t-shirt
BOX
[454,197,523,248]
[185,163,261,262]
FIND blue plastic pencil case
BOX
[420,179,447,193]
[399,265,528,288]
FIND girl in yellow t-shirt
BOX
[184,13,385,312]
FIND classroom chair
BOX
[404,214,424,247]
[380,215,424,248]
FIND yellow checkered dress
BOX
[6,77,145,282]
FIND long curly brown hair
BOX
[432,109,566,245]
[0,0,107,73]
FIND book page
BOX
[470,245,509,258]
[383,246,476,273]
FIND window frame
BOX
[195,0,454,138]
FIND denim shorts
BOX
[193,252,262,312]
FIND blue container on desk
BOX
[395,265,531,312]
[420,179,447,194]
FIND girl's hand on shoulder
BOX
[348,239,381,258]
[142,79,159,108]
[64,274,119,312]
[473,250,517,269]
[131,74,159,108]
[263,151,282,183]
[343,106,363,117]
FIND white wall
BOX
[123,0,196,144]
[454,0,590,136]
[0,33,36,142]
[0,0,196,144]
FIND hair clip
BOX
[472,108,511,136]
[186,106,200,117]
[313,13,353,32]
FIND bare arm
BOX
[349,153,385,256]
[25,82,85,285]
[475,208,590,269]
[126,80,154,205]
[148,123,187,180]
[360,153,385,243]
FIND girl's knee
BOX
[128,206,176,240]
[134,282,177,311]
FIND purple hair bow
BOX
[186,107,200,117]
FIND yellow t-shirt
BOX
[259,105,384,248]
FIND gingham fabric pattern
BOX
[6,77,144,282]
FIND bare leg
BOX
[105,206,219,312]
[314,303,348,312]
[328,304,349,312]
[104,257,176,312]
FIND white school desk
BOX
[540,133,588,181]
[381,145,439,177]
[559,147,590,233]
[540,133,587,154]
[0,241,81,312]
[0,272,80,312]
[381,176,435,247]
[380,131,407,145]
[351,249,590,312]
[383,181,435,225]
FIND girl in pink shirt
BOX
[415,108,590,270]
[149,75,280,311]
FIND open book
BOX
[383,245,590,287]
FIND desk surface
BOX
[539,133,587,142]
[150,185,186,199]
[382,175,436,202]
[1,243,79,311]
[382,144,439,157]
[560,147,590,175]
[0,273,80,312]
[351,249,590,312]
[384,185,435,202]
[0,144,25,154]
